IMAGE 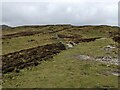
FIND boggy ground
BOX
[2,25,119,55]
[2,25,119,88]
[2,43,66,73]
[2,38,119,88]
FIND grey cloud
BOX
[2,1,118,26]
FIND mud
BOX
[57,34,101,44]
[2,31,43,39]
[112,36,120,43]
[2,43,66,73]
[74,37,101,44]
[109,31,120,43]
[2,29,66,39]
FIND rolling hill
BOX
[1,24,119,88]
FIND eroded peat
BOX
[2,43,66,73]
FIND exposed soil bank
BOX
[74,37,102,44]
[2,31,43,39]
[2,43,66,73]
[2,29,66,39]
[57,34,102,44]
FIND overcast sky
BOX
[1,0,119,26]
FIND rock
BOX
[102,55,112,61]
[106,45,116,49]
[104,45,116,51]
[95,56,118,65]
[107,65,110,67]
[66,43,73,48]
[112,71,120,76]
[75,55,92,60]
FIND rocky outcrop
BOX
[2,43,66,73]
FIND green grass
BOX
[2,27,45,35]
[2,25,119,88]
[3,60,118,88]
[68,38,118,57]
[2,33,56,55]
[2,25,118,55]
[2,38,118,88]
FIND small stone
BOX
[12,77,15,80]
[107,65,110,67]
[15,83,19,86]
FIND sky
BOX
[1,0,119,26]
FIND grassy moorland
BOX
[2,25,118,54]
[2,25,119,88]
[2,33,56,55]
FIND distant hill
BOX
[0,25,12,30]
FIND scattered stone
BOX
[104,45,116,51]
[95,56,118,65]
[106,45,116,49]
[12,77,15,80]
[74,55,93,60]
[111,71,120,76]
[107,65,110,67]
[102,55,112,61]
[74,54,118,65]
[66,43,73,48]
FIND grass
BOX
[56,25,118,38]
[3,60,118,88]
[2,25,118,55]
[2,33,56,55]
[2,25,119,88]
[69,38,118,57]
[2,27,45,35]
[2,38,118,88]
